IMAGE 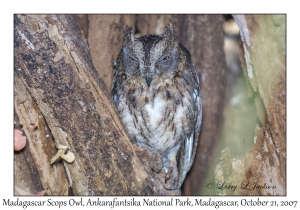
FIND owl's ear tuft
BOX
[124,26,135,46]
[164,24,177,42]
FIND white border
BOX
[1,1,298,209]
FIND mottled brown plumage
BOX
[112,25,202,190]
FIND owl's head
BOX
[117,24,191,88]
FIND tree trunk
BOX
[214,15,286,196]
[88,15,136,93]
[14,14,177,196]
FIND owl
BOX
[111,24,202,190]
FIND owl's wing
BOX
[111,66,120,106]
[178,68,202,188]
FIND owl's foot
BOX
[161,164,178,190]
[149,152,163,173]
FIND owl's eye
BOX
[159,56,169,63]
[129,56,137,62]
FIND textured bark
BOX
[14,112,46,195]
[71,15,88,40]
[14,14,177,195]
[170,15,227,195]
[14,77,68,195]
[214,15,286,195]
[241,14,286,195]
[88,15,136,92]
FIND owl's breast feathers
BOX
[115,77,200,154]
[112,25,202,189]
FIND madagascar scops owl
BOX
[112,24,202,190]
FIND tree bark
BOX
[239,14,286,195]
[14,81,68,195]
[88,15,136,93]
[14,111,46,195]
[136,14,158,36]
[214,15,286,196]
[71,15,88,40]
[14,14,177,195]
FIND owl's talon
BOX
[162,164,178,190]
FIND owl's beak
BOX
[145,73,152,87]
